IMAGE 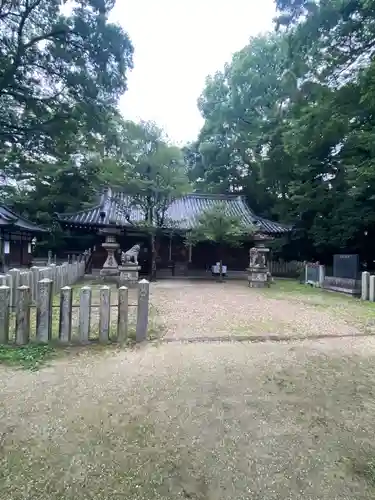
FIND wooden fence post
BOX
[20,271,30,288]
[136,279,150,342]
[49,264,57,295]
[8,268,20,309]
[30,266,39,302]
[99,286,110,343]
[15,286,30,345]
[0,285,10,344]
[59,286,72,343]
[79,286,91,343]
[36,279,53,343]
[0,274,11,289]
[118,286,129,343]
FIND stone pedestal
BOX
[99,229,121,278]
[119,264,141,288]
[247,267,269,288]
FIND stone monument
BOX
[99,228,121,278]
[247,244,271,288]
[118,243,141,288]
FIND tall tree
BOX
[0,0,133,178]
[192,1,375,264]
[100,120,190,280]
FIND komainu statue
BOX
[121,244,141,265]
[249,247,266,268]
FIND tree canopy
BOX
[0,1,133,215]
[0,0,133,159]
[187,0,375,265]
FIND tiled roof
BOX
[57,189,291,234]
[0,205,47,233]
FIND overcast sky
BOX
[110,0,276,145]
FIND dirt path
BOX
[2,280,375,499]
[150,280,362,339]
[2,338,375,499]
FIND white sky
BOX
[111,0,276,145]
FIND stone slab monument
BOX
[247,245,271,288]
[119,244,141,288]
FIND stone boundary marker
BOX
[0,280,150,346]
[304,264,375,302]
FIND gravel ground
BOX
[150,280,361,339]
[1,280,375,499]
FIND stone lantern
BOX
[99,228,121,278]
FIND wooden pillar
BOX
[188,243,192,263]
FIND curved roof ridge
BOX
[56,203,103,218]
[0,204,47,232]
[0,205,17,223]
[186,192,247,200]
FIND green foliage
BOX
[186,203,254,246]
[191,1,375,264]
[0,344,55,370]
[193,33,292,217]
[0,1,134,251]
[0,0,133,165]
[100,120,190,230]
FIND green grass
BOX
[262,279,375,332]
[0,344,55,370]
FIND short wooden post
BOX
[370,275,375,302]
[36,278,53,343]
[56,266,62,292]
[15,286,30,345]
[0,285,10,344]
[30,266,39,302]
[20,271,30,288]
[99,286,111,343]
[49,264,57,295]
[0,274,11,288]
[362,271,370,300]
[118,286,129,343]
[79,286,91,343]
[8,268,20,309]
[59,286,72,343]
[136,279,150,342]
[61,263,67,287]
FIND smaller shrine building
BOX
[0,205,47,271]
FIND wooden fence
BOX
[0,279,150,346]
[269,260,305,278]
[0,258,86,308]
